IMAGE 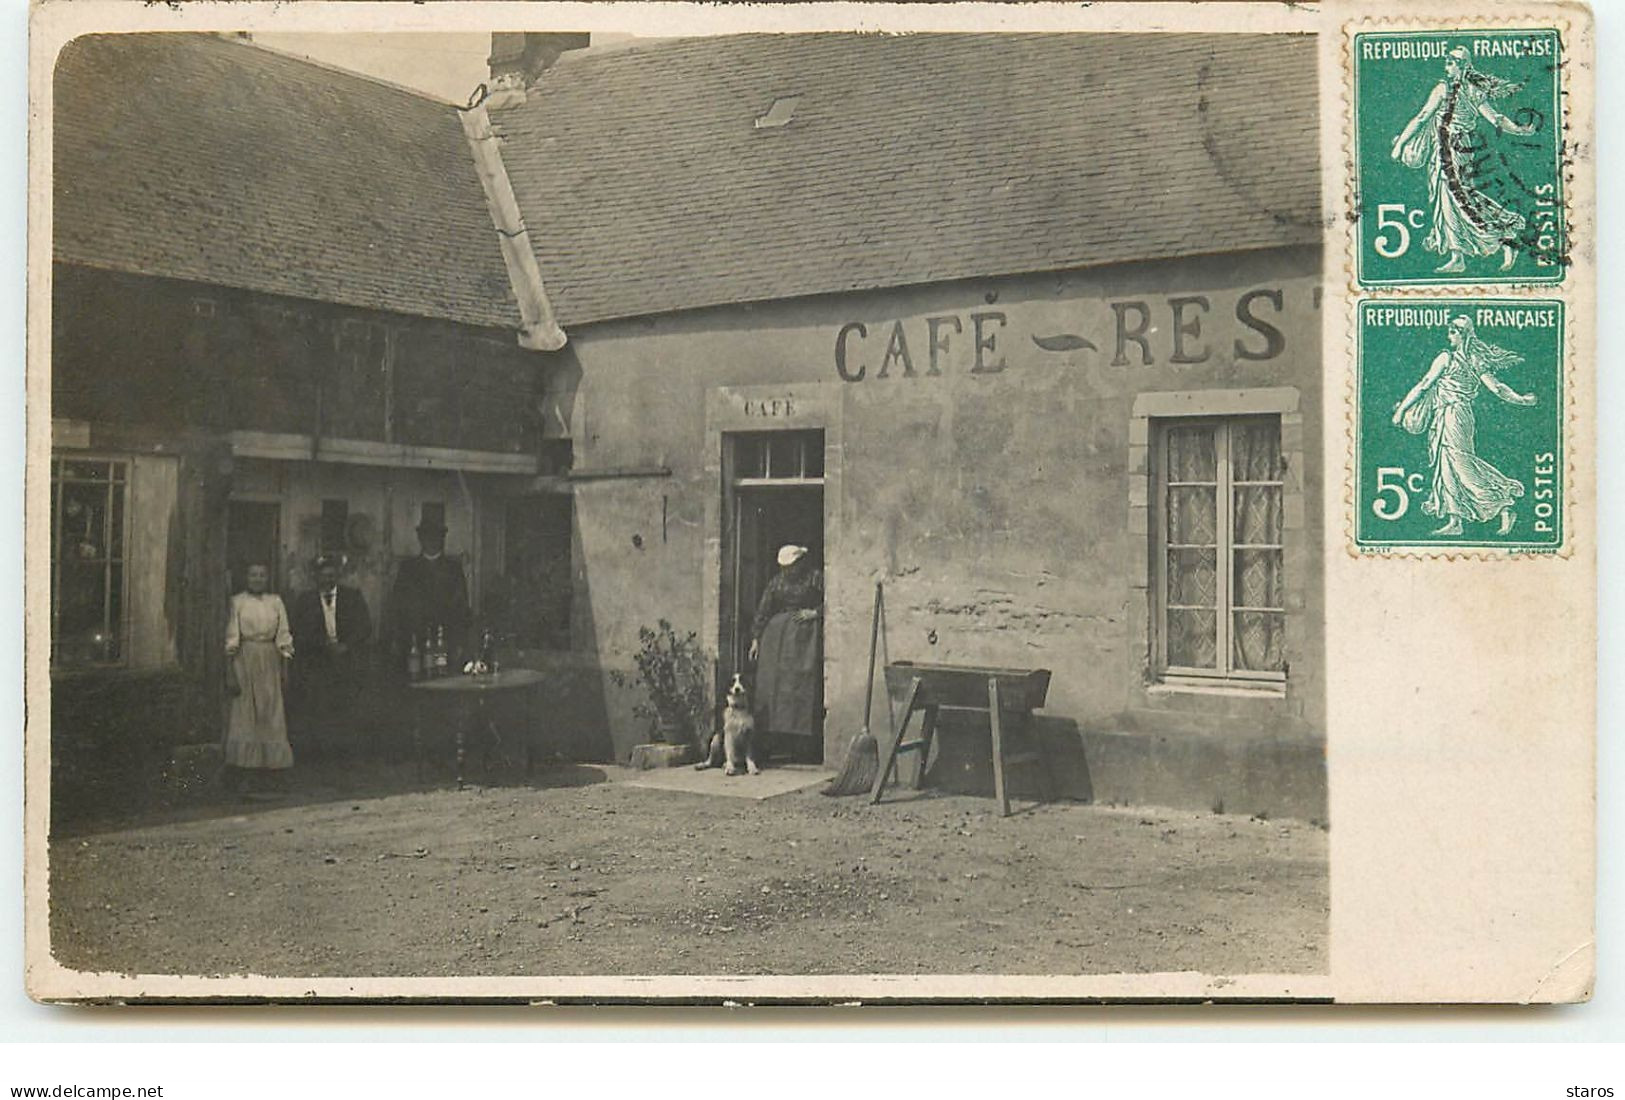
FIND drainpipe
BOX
[458,100,568,352]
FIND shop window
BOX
[51,456,129,668]
[1152,417,1285,684]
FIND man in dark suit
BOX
[291,553,374,758]
[390,514,471,674]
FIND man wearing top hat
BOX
[290,552,374,757]
[390,509,471,675]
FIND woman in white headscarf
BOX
[1392,314,1536,537]
[748,545,823,757]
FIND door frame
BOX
[702,384,844,739]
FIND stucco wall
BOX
[541,246,1325,817]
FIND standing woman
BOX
[224,562,296,791]
[749,545,823,762]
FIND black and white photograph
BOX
[38,14,1343,996]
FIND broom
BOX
[822,580,883,796]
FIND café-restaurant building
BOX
[480,31,1327,818]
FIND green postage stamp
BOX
[1352,28,1565,286]
[1355,299,1564,553]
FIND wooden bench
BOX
[870,661,1053,817]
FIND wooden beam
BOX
[525,475,574,494]
[227,431,538,475]
[566,465,673,481]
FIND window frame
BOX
[1151,416,1287,687]
[730,429,826,487]
[50,453,133,670]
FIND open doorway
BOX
[722,429,825,762]
[226,499,281,596]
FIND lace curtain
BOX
[1165,426,1217,668]
[1163,420,1284,674]
[1230,422,1283,672]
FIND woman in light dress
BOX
[224,562,295,791]
[1390,46,1539,273]
[1392,315,1536,537]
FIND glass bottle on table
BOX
[407,633,423,681]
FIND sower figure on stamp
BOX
[1390,45,1539,274]
[390,510,471,674]
[291,553,373,759]
[1392,314,1536,537]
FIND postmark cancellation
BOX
[1350,26,1567,288]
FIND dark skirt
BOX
[755,612,821,736]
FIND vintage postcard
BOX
[23,1,1596,1004]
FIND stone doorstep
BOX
[627,742,695,770]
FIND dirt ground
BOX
[48,764,1328,978]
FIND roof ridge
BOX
[551,35,687,63]
[536,30,902,75]
[222,33,470,108]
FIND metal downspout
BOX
[457,101,568,352]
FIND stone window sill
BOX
[1148,678,1287,700]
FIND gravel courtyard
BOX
[48,766,1328,979]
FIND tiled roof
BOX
[53,33,519,330]
[497,33,1322,327]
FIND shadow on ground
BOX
[52,751,612,838]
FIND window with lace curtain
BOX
[1153,417,1286,684]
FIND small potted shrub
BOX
[610,620,710,755]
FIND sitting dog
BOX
[695,673,760,776]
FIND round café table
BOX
[407,669,548,788]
